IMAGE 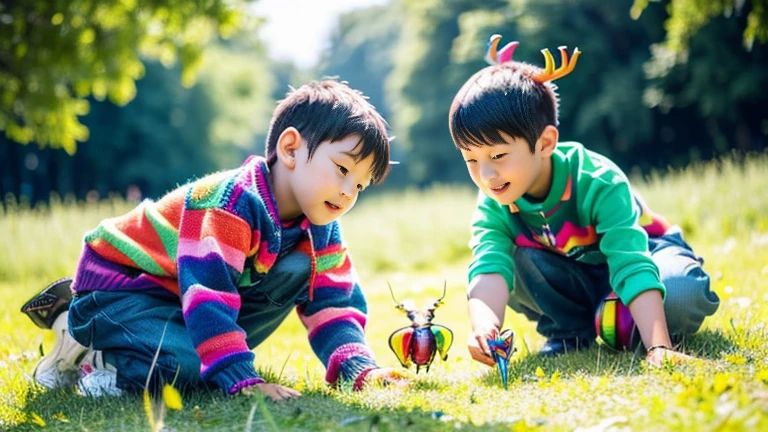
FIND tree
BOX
[388,0,669,182]
[0,0,246,154]
[491,0,670,167]
[632,0,768,158]
[387,0,766,182]
[0,35,276,202]
[632,0,768,53]
[196,36,276,167]
[319,6,401,122]
[317,5,404,185]
[388,0,507,185]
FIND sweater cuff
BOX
[616,271,666,305]
[338,355,380,383]
[206,360,261,392]
[228,377,266,395]
[325,343,377,384]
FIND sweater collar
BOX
[246,154,320,300]
[244,155,283,227]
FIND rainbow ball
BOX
[594,292,638,350]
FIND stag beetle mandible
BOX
[387,281,454,373]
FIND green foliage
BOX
[196,37,277,162]
[632,0,768,52]
[317,5,407,185]
[0,36,276,201]
[385,0,767,180]
[633,1,768,161]
[176,35,275,176]
[495,0,668,161]
[0,0,246,153]
[388,0,506,185]
[78,61,220,198]
[319,5,400,121]
[388,0,671,176]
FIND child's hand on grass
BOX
[467,325,499,367]
[645,346,698,367]
[357,367,409,390]
[240,383,301,401]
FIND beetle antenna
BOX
[387,281,399,304]
[437,280,447,302]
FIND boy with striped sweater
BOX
[26,80,402,399]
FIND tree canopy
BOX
[632,0,768,52]
[1,0,766,203]
[0,0,245,154]
[385,0,767,181]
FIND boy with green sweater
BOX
[449,36,719,366]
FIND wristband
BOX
[646,344,671,355]
[228,377,266,395]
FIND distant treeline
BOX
[2,0,766,203]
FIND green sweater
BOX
[468,142,672,305]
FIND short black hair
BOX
[449,62,559,153]
[265,79,391,184]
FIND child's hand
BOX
[467,326,498,367]
[240,383,301,401]
[645,346,697,368]
[356,367,409,390]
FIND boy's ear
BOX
[536,125,558,157]
[276,127,303,170]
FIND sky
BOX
[251,0,390,69]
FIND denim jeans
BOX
[68,250,310,392]
[508,227,720,341]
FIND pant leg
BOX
[238,250,311,348]
[650,227,720,337]
[509,247,613,340]
[68,289,204,393]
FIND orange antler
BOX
[532,46,581,83]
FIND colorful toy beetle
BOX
[387,282,454,373]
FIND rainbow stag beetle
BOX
[387,281,454,373]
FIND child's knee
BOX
[108,350,202,392]
[663,268,720,336]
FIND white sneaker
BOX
[33,312,88,390]
[77,353,122,397]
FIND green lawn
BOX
[1,154,767,431]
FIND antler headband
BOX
[484,34,581,83]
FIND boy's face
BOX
[459,131,545,205]
[290,134,374,226]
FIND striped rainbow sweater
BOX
[72,155,379,392]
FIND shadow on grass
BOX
[6,330,744,431]
[678,328,738,357]
[9,381,493,432]
[475,328,740,389]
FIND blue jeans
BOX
[68,250,310,392]
[508,227,720,341]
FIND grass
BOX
[1,153,768,430]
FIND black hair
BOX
[265,79,390,184]
[449,62,559,153]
